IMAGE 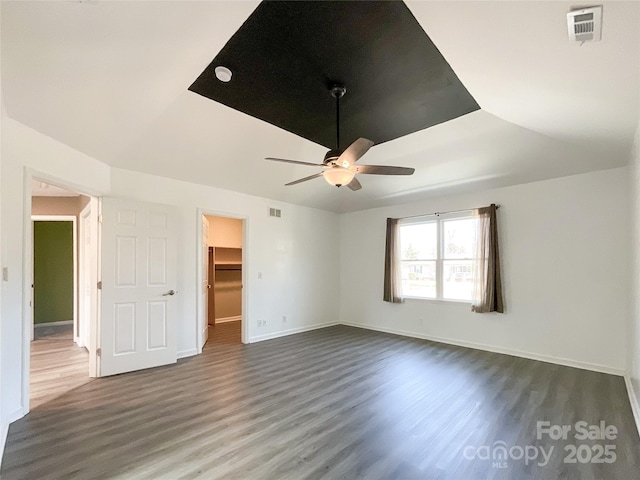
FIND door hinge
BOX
[97,281,102,290]
[96,348,101,357]
[98,215,103,224]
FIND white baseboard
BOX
[0,420,8,468]
[1,407,25,466]
[7,407,23,424]
[215,316,241,324]
[248,322,338,343]
[177,348,198,359]
[34,320,73,328]
[624,374,640,437]
[340,321,625,376]
[200,327,208,352]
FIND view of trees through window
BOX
[399,217,476,301]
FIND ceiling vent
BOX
[567,6,602,43]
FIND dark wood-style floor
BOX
[3,325,639,479]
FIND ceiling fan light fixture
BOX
[323,167,355,187]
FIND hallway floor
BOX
[30,328,91,410]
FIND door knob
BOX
[163,289,177,296]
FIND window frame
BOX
[399,212,475,303]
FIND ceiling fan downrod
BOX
[330,84,346,152]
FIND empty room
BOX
[0,1,639,479]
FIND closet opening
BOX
[201,214,244,347]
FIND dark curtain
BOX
[383,218,403,303]
[471,204,504,313]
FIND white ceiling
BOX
[2,1,639,213]
[31,179,79,197]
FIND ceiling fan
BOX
[266,84,415,190]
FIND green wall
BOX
[34,221,73,324]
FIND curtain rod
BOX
[396,204,500,221]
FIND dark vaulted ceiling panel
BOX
[189,1,479,150]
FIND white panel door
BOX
[100,198,178,376]
[202,215,210,348]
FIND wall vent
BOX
[269,207,281,218]
[567,6,602,43]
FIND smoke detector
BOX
[567,6,602,43]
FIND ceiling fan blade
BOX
[266,157,323,167]
[285,172,324,186]
[336,138,374,167]
[353,165,415,176]
[347,177,362,191]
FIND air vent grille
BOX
[269,207,281,218]
[567,6,602,43]
[574,17,594,35]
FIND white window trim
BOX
[399,211,475,304]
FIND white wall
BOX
[0,118,340,446]
[110,167,340,351]
[629,118,640,427]
[0,4,5,455]
[340,168,629,374]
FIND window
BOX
[399,215,476,301]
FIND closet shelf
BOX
[211,246,242,268]
[215,263,242,270]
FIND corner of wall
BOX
[1,2,6,462]
[624,373,640,438]
[627,112,640,437]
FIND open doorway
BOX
[202,214,244,347]
[29,179,98,409]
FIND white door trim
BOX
[78,198,99,378]
[78,203,91,348]
[201,215,210,348]
[31,215,78,343]
[195,209,249,353]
